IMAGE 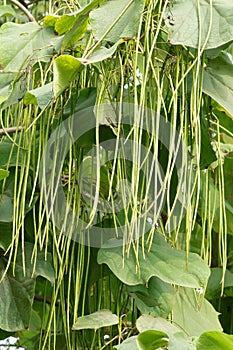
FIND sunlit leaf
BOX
[196,331,233,350]
[137,330,169,350]
[53,55,82,97]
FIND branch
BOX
[0,126,23,135]
[9,0,37,23]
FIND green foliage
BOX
[196,331,233,350]
[0,0,233,349]
[137,330,169,350]
[98,233,210,287]
[165,0,233,49]
[203,54,233,119]
[72,310,119,330]
[0,169,9,181]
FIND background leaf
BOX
[72,310,119,330]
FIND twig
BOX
[9,0,37,23]
[0,126,23,135]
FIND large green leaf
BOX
[127,277,175,317]
[172,288,222,337]
[203,54,233,118]
[90,0,145,43]
[196,331,233,350]
[165,0,233,49]
[72,310,119,330]
[98,233,210,287]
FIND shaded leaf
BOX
[199,170,233,235]
[0,260,35,331]
[0,172,14,222]
[0,139,22,167]
[0,222,12,250]
[200,118,217,169]
[203,55,233,119]
[127,276,175,317]
[72,310,119,330]
[206,268,233,300]
[16,242,55,284]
